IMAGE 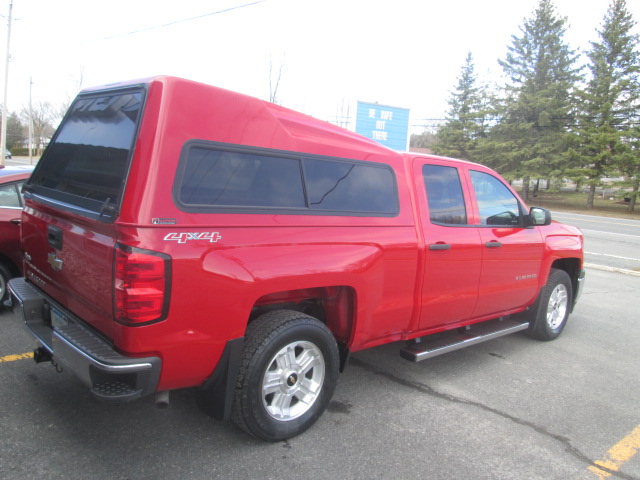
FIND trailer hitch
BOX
[33,347,63,372]
[33,347,52,363]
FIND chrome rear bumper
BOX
[8,277,161,402]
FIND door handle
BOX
[485,241,502,248]
[10,218,21,225]
[48,225,63,250]
[429,243,451,251]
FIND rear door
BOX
[21,88,145,337]
[414,159,482,329]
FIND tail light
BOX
[114,244,171,325]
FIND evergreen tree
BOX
[572,0,640,209]
[6,112,24,150]
[432,52,488,161]
[618,126,640,211]
[486,0,580,200]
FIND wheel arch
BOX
[197,285,355,422]
[0,253,20,277]
[250,285,355,369]
[549,257,581,311]
[251,286,354,336]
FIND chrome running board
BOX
[400,318,529,362]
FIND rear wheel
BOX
[232,310,339,441]
[527,268,573,341]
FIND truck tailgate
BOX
[21,203,117,339]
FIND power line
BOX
[101,0,269,40]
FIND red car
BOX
[0,165,34,306]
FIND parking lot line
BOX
[0,352,33,363]
[588,425,640,478]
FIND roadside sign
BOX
[356,101,410,151]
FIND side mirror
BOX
[526,206,552,226]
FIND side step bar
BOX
[400,318,529,362]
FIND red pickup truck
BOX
[9,76,584,441]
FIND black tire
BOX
[232,310,339,441]
[527,268,573,341]
[0,262,13,312]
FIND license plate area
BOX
[50,306,70,330]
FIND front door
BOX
[0,180,27,268]
[468,169,544,317]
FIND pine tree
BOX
[572,0,640,209]
[6,112,24,150]
[486,0,580,200]
[618,127,640,211]
[432,52,488,161]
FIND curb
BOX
[584,262,640,277]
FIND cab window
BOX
[470,170,521,226]
[422,164,467,225]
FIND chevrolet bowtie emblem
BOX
[47,253,63,271]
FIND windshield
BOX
[28,88,145,219]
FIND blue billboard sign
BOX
[355,101,410,151]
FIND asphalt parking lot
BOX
[1,266,638,480]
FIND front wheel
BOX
[232,310,339,441]
[0,262,13,311]
[527,268,573,341]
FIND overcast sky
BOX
[3,0,639,132]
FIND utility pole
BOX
[0,0,13,167]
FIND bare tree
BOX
[59,66,85,121]
[268,54,284,104]
[22,101,56,155]
[333,98,351,128]
[76,65,85,92]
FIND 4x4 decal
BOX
[163,232,222,244]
